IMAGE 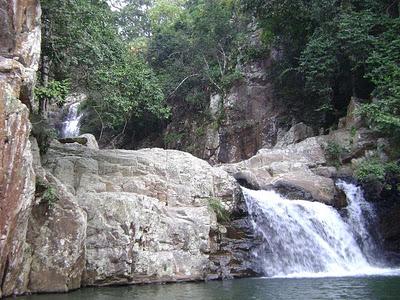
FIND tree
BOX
[40,0,170,144]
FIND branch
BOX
[93,106,104,142]
[217,43,227,74]
[167,73,199,99]
[386,0,399,17]
[203,56,222,91]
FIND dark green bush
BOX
[355,159,400,184]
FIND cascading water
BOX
[243,181,399,278]
[61,102,82,138]
[336,180,382,265]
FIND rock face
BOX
[275,122,314,148]
[42,142,256,286]
[221,135,343,206]
[29,139,87,293]
[160,56,291,165]
[222,126,379,208]
[0,0,41,297]
[212,58,287,163]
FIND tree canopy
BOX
[38,0,400,146]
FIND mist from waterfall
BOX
[242,181,400,278]
[61,102,82,138]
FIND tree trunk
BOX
[387,0,399,18]
[39,11,51,116]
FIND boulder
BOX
[338,98,365,130]
[27,172,87,293]
[79,134,99,149]
[58,134,99,150]
[43,142,247,285]
[222,136,342,206]
[271,171,336,205]
[275,122,314,148]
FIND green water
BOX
[18,276,400,300]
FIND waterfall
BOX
[336,180,382,265]
[243,182,399,278]
[61,102,82,138]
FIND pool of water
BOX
[19,276,400,300]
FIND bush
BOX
[355,160,386,183]
[34,79,71,107]
[35,179,59,208]
[30,113,58,154]
[354,159,400,184]
[207,197,230,223]
[325,140,348,166]
[163,132,184,146]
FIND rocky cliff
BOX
[0,0,41,297]
[41,141,257,286]
[159,53,295,165]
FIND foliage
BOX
[34,79,71,106]
[207,197,231,223]
[35,179,59,208]
[117,0,153,40]
[359,17,400,135]
[163,131,184,146]
[242,0,400,131]
[40,0,170,142]
[42,186,58,207]
[147,0,248,112]
[30,113,57,154]
[324,140,348,166]
[86,54,170,132]
[355,159,400,183]
[355,159,386,183]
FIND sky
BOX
[107,0,127,11]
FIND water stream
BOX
[61,102,82,138]
[242,181,399,278]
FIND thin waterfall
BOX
[336,180,383,265]
[61,102,82,138]
[242,182,399,278]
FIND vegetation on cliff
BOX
[243,0,400,133]
[37,0,399,154]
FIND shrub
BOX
[355,159,400,184]
[30,113,58,154]
[35,179,59,208]
[207,197,230,223]
[355,160,386,183]
[325,140,348,166]
[163,132,184,146]
[34,79,71,107]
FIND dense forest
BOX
[35,0,399,170]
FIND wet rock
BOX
[271,171,336,205]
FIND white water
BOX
[242,182,400,278]
[61,102,82,138]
